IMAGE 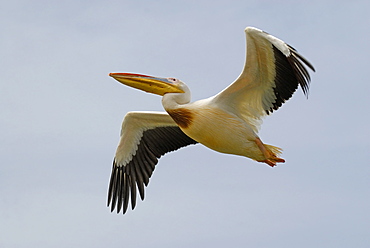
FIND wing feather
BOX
[107,111,197,214]
[213,27,315,131]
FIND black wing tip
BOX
[287,46,315,92]
[107,159,132,214]
[107,152,154,215]
[266,44,315,115]
[107,126,198,215]
[288,45,315,72]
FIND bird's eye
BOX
[169,78,176,82]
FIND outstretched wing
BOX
[213,27,315,131]
[107,111,197,214]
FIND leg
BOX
[255,137,285,167]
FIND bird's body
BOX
[166,98,267,161]
[107,27,315,214]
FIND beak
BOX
[109,73,184,96]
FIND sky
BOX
[1,0,369,247]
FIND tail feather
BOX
[264,144,283,157]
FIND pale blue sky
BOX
[1,0,369,247]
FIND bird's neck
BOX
[162,92,191,111]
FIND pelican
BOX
[107,27,315,214]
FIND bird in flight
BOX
[107,27,315,214]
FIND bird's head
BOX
[109,73,185,96]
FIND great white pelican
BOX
[107,27,315,214]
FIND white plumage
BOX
[107,27,315,214]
